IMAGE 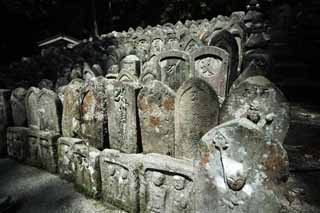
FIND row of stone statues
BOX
[0,1,294,212]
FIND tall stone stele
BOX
[157,50,191,91]
[62,78,84,137]
[138,80,176,156]
[80,76,108,150]
[191,46,230,104]
[25,87,41,129]
[175,78,219,159]
[38,88,62,133]
[106,81,140,153]
[10,87,27,126]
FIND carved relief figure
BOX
[147,172,167,213]
[171,175,190,213]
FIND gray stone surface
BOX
[25,87,41,130]
[157,50,191,91]
[57,137,84,181]
[80,77,108,150]
[140,153,195,213]
[118,54,141,82]
[10,87,27,126]
[106,81,139,153]
[220,76,290,144]
[191,46,230,104]
[194,118,289,213]
[6,127,28,161]
[62,78,84,137]
[99,149,141,212]
[175,78,219,160]
[138,80,176,156]
[25,129,59,173]
[0,89,12,156]
[70,143,101,198]
[38,88,62,133]
[208,30,239,89]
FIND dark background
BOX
[0,0,245,64]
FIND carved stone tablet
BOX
[191,46,230,104]
[62,79,84,137]
[25,129,41,167]
[208,30,239,89]
[70,143,101,198]
[194,118,289,213]
[138,80,176,156]
[80,77,108,150]
[99,149,141,212]
[38,88,62,133]
[6,127,28,161]
[140,154,195,213]
[25,87,41,129]
[10,87,27,126]
[157,50,191,91]
[175,78,219,159]
[38,130,60,173]
[220,76,290,144]
[106,81,139,153]
[57,137,84,181]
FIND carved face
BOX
[153,172,165,187]
[195,57,222,78]
[173,175,186,190]
[137,39,150,54]
[150,39,164,56]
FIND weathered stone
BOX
[220,76,290,144]
[175,78,219,159]
[38,130,60,173]
[164,34,180,51]
[208,30,239,88]
[57,137,84,181]
[0,89,12,156]
[191,46,230,104]
[80,77,108,150]
[106,81,139,153]
[140,153,195,213]
[38,88,62,133]
[25,129,41,167]
[150,36,164,57]
[25,87,41,129]
[227,12,246,74]
[70,143,101,198]
[138,80,175,156]
[25,129,59,173]
[140,56,160,84]
[119,54,141,81]
[157,50,191,91]
[99,149,141,212]
[6,127,28,161]
[194,118,289,212]
[62,78,84,137]
[10,87,27,126]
